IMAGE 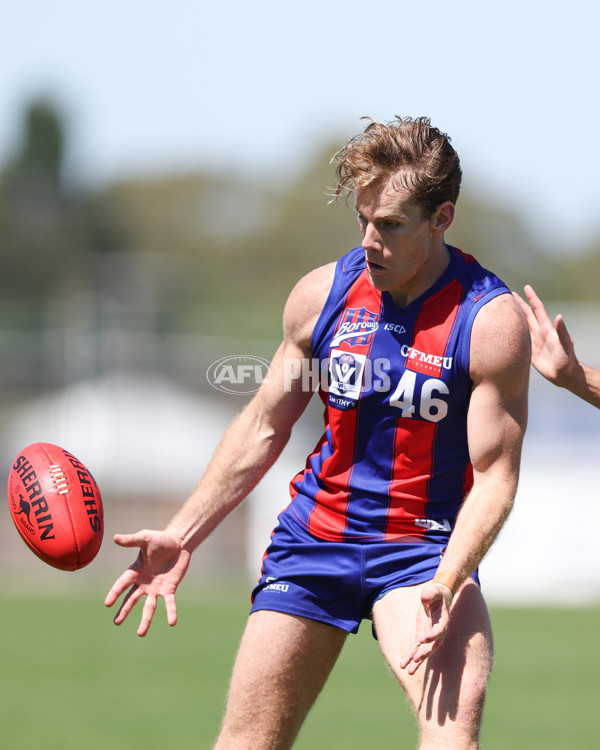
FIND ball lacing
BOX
[49,463,69,495]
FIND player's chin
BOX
[366,266,390,287]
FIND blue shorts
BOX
[250,511,479,634]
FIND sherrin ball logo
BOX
[7,442,104,571]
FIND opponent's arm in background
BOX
[514,284,600,409]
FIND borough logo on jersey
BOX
[331,307,379,348]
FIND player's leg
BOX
[372,579,493,750]
[214,609,348,750]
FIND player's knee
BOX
[419,689,486,749]
[458,675,487,728]
[419,664,489,740]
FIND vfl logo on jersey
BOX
[331,307,379,348]
[328,349,367,410]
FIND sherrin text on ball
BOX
[7,442,104,571]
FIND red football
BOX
[7,442,104,571]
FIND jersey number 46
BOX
[389,370,449,423]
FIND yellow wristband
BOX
[432,570,461,595]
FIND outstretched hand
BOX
[513,284,577,385]
[104,530,191,637]
[400,582,453,675]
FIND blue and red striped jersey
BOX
[285,245,510,543]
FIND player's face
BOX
[355,179,454,307]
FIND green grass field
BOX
[0,588,598,749]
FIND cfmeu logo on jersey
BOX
[207,355,273,395]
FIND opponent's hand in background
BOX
[513,284,577,385]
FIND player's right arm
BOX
[104,262,336,635]
[514,284,600,408]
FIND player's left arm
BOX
[401,292,530,674]
[440,292,530,581]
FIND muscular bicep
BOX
[251,339,314,436]
[245,262,336,436]
[467,294,530,479]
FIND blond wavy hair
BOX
[333,116,462,216]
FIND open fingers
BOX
[107,582,177,636]
[512,290,539,331]
[104,568,140,608]
[113,585,144,625]
[399,638,420,670]
[400,624,446,673]
[163,593,178,628]
[404,641,440,675]
[400,638,433,674]
[554,313,574,351]
[523,284,553,326]
[137,595,158,637]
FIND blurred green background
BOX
[1,590,599,750]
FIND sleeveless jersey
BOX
[284,244,510,544]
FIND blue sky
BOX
[3,0,600,250]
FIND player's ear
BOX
[430,201,455,234]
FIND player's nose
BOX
[361,222,383,251]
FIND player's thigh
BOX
[372,579,493,724]
[219,609,347,743]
